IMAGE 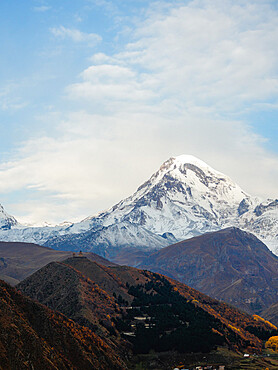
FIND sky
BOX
[1,0,278,225]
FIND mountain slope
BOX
[0,279,125,369]
[17,260,122,337]
[238,199,278,253]
[139,227,278,316]
[44,221,171,256]
[262,303,278,327]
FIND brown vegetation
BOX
[0,280,125,369]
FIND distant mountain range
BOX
[0,155,278,259]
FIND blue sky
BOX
[1,0,278,224]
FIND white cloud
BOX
[0,84,28,111]
[67,64,157,104]
[89,53,120,65]
[125,0,278,114]
[33,6,51,12]
[81,64,136,82]
[50,26,102,46]
[66,0,278,115]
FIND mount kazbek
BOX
[0,155,277,258]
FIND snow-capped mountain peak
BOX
[139,155,249,203]
[0,204,17,230]
[0,154,277,256]
[89,155,253,240]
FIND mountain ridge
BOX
[0,241,115,285]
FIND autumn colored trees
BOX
[265,336,278,352]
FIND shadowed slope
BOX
[262,303,278,326]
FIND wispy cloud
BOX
[87,0,119,16]
[33,6,51,13]
[50,26,102,46]
[0,84,28,111]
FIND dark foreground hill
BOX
[0,241,115,285]
[18,257,277,358]
[139,227,278,317]
[0,279,125,369]
[17,258,125,352]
